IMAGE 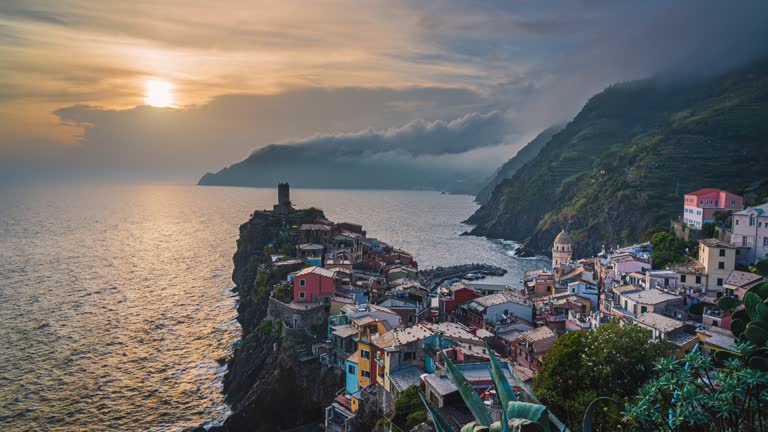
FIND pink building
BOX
[611,253,652,279]
[683,189,743,229]
[293,266,336,303]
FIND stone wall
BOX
[268,297,329,329]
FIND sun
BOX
[144,79,174,107]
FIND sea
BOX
[0,183,549,432]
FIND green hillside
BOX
[467,60,768,257]
[475,124,563,203]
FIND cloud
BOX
[42,86,498,181]
[200,110,511,192]
[261,111,506,158]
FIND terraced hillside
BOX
[467,60,768,257]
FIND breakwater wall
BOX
[419,263,507,289]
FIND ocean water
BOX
[0,184,548,432]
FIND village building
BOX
[438,283,481,322]
[633,312,698,358]
[300,223,332,245]
[297,243,324,266]
[723,270,765,300]
[513,326,557,374]
[729,202,768,264]
[673,239,736,299]
[609,286,685,320]
[682,188,743,230]
[293,266,336,303]
[523,270,557,298]
[459,293,533,329]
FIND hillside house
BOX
[683,188,743,230]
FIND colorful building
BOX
[730,202,768,264]
[293,266,336,303]
[682,188,743,230]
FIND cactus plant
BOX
[714,280,768,371]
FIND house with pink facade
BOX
[293,266,337,303]
[682,188,743,230]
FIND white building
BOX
[730,203,768,265]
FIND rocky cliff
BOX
[189,207,341,432]
[467,60,768,257]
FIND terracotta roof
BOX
[725,271,764,289]
[686,188,721,196]
[296,266,335,278]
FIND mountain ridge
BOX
[467,60,768,257]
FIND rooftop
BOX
[622,289,681,305]
[298,243,324,250]
[734,202,768,216]
[332,324,359,339]
[296,266,336,278]
[686,188,722,197]
[725,270,765,288]
[519,326,556,343]
[699,238,736,249]
[392,324,435,346]
[671,259,706,275]
[472,292,529,308]
[634,313,684,333]
[613,284,643,294]
[425,322,482,343]
[300,224,331,231]
[390,366,423,392]
[463,283,509,292]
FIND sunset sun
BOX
[144,79,174,107]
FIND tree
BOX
[534,321,669,431]
[650,231,697,269]
[392,387,426,430]
[624,346,768,431]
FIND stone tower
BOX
[552,229,572,269]
[277,183,291,207]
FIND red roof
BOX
[686,188,720,197]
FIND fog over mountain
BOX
[199,111,508,192]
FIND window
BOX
[764,237,768,247]
[718,262,725,270]
[743,237,748,246]
[696,276,702,284]
[750,215,756,226]
[361,349,370,360]
[299,279,306,287]
[641,306,648,314]
[404,352,416,361]
[736,219,740,226]
[717,278,723,286]
[299,291,305,299]
[732,200,737,206]
[680,275,687,283]
[719,249,726,257]
[362,370,371,378]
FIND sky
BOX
[1,0,767,183]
